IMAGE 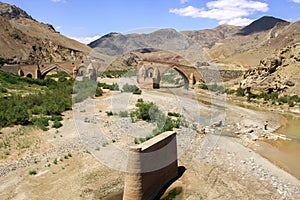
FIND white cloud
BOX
[180,0,190,3]
[170,0,269,26]
[70,35,101,44]
[292,0,300,3]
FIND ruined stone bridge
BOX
[137,60,203,89]
[0,60,99,80]
[17,61,78,79]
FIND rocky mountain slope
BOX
[89,16,300,71]
[88,28,201,57]
[237,16,288,36]
[207,17,300,68]
[240,43,300,96]
[0,2,91,64]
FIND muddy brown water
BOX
[255,114,300,180]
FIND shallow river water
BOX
[255,114,300,179]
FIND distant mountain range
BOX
[1,1,300,70]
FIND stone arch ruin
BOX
[137,61,202,89]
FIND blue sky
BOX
[2,0,300,44]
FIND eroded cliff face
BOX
[0,2,91,64]
[28,40,86,64]
[241,43,300,95]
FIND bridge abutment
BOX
[123,131,178,200]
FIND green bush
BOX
[29,170,37,175]
[119,111,129,117]
[51,115,63,121]
[73,80,97,103]
[131,99,187,144]
[32,116,49,131]
[236,87,245,97]
[168,112,181,118]
[122,83,141,94]
[0,70,73,129]
[106,111,113,116]
[225,88,236,94]
[52,120,62,129]
[133,88,142,95]
[95,87,103,97]
[97,82,119,91]
[198,83,208,90]
[0,86,8,93]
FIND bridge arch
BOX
[40,64,72,79]
[18,69,24,77]
[137,61,201,89]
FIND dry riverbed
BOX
[0,84,299,199]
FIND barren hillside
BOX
[0,2,91,64]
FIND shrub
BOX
[0,70,73,129]
[106,111,113,116]
[225,88,236,94]
[236,87,245,97]
[52,120,62,129]
[119,111,129,117]
[198,83,208,90]
[168,112,181,118]
[131,99,188,144]
[95,87,103,97]
[122,83,141,94]
[51,115,63,121]
[29,170,37,175]
[97,82,119,91]
[0,86,8,93]
[133,88,142,95]
[32,116,49,131]
[100,70,131,78]
[72,80,97,103]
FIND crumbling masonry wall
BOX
[123,131,178,200]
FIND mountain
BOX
[88,28,201,57]
[0,2,91,64]
[237,16,289,35]
[181,24,241,48]
[88,16,298,69]
[205,17,300,67]
[240,43,300,96]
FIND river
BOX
[254,113,300,180]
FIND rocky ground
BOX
[0,81,299,200]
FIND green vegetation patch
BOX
[0,70,72,130]
[97,82,119,91]
[122,83,142,94]
[131,99,187,144]
[99,69,136,78]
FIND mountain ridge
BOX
[0,2,91,64]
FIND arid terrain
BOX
[0,79,299,199]
[1,2,300,200]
